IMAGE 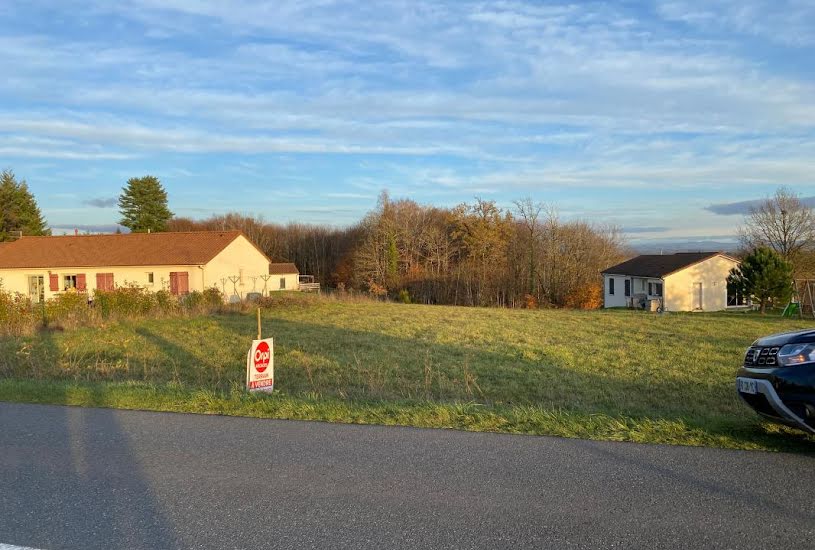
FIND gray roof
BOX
[602,252,732,278]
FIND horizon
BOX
[2,1,814,245]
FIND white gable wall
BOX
[663,255,739,312]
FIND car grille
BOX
[744,346,780,367]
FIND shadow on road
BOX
[0,400,179,549]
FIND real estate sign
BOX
[246,338,274,392]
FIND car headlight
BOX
[777,343,815,366]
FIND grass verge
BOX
[2,294,814,452]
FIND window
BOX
[28,275,45,303]
[649,282,663,297]
[624,279,631,297]
[608,278,615,295]
[63,274,86,291]
[64,275,77,290]
[280,277,286,290]
[727,280,747,306]
[147,272,154,285]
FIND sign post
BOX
[247,309,274,392]
[247,338,274,392]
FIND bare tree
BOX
[740,187,815,261]
[514,198,545,295]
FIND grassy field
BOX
[2,294,814,452]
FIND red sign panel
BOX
[246,338,274,392]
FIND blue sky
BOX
[2,1,815,244]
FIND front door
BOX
[28,275,45,303]
[693,282,703,310]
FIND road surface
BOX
[1,402,813,549]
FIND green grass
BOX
[1,294,814,452]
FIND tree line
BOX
[171,192,629,308]
[5,168,815,311]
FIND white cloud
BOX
[1,0,814,231]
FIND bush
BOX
[45,291,94,328]
[1,284,227,336]
[0,290,37,336]
[397,289,411,304]
[95,284,160,319]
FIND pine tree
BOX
[0,169,50,241]
[728,247,794,314]
[118,176,174,233]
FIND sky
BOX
[2,0,815,245]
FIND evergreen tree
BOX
[0,169,50,241]
[118,175,174,233]
[728,247,793,314]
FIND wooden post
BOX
[257,307,262,340]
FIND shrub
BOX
[202,287,223,308]
[397,289,411,304]
[523,294,538,309]
[45,291,94,328]
[154,289,177,315]
[0,290,37,336]
[564,282,603,309]
[95,284,159,319]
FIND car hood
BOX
[754,329,815,347]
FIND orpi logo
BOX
[254,341,271,373]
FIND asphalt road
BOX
[1,403,813,549]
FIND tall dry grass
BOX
[0,285,226,336]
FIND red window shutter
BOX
[49,274,59,291]
[170,272,179,295]
[77,274,87,291]
[179,272,189,294]
[97,273,114,291]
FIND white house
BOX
[602,252,744,312]
[0,231,299,302]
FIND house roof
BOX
[269,262,299,275]
[0,231,259,269]
[602,252,736,278]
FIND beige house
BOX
[268,263,299,293]
[602,252,744,312]
[0,231,299,302]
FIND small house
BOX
[602,252,744,312]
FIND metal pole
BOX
[257,307,262,340]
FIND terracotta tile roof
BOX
[269,262,299,275]
[0,231,250,269]
[602,252,736,278]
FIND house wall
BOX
[603,274,628,307]
[0,265,203,301]
[268,273,299,292]
[603,274,664,308]
[663,255,739,312]
[204,235,296,298]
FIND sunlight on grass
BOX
[1,294,814,452]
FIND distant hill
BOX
[631,239,739,255]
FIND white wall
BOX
[663,255,739,312]
[604,275,665,308]
[603,274,629,308]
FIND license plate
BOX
[737,377,758,395]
